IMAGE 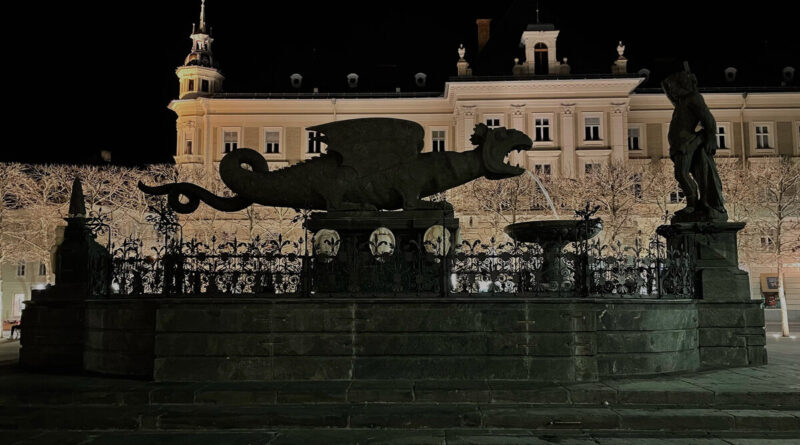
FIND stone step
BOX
[7,429,800,445]
[3,379,800,409]
[2,404,799,433]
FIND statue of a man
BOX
[662,70,727,222]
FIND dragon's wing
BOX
[307,118,424,175]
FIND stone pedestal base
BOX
[657,221,767,368]
[19,287,86,371]
[657,222,749,301]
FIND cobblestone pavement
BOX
[1,328,798,444]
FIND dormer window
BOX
[534,43,549,74]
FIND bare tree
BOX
[577,161,644,243]
[746,157,800,337]
[464,175,536,240]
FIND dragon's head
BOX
[471,123,533,180]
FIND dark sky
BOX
[9,1,797,165]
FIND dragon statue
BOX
[139,118,533,212]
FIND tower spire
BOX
[199,0,207,33]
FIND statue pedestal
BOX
[657,221,767,368]
[306,209,459,294]
[657,222,749,301]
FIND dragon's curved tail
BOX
[137,181,252,214]
[139,149,269,213]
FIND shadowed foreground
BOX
[1,336,798,444]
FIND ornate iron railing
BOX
[103,232,694,299]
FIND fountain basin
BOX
[504,219,603,285]
[504,218,603,245]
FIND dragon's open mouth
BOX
[484,130,534,179]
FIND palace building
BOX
[164,2,800,315]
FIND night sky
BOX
[9,1,797,165]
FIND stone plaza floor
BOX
[0,326,798,444]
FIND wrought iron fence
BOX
[102,232,694,299]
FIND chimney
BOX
[476,19,491,53]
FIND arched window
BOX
[534,43,549,75]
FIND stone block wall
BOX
[150,297,701,382]
[84,300,157,378]
[697,301,767,368]
[595,302,699,377]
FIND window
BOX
[584,163,601,175]
[264,131,280,154]
[669,187,686,204]
[485,118,502,129]
[533,164,552,176]
[716,125,728,150]
[307,130,326,154]
[534,43,549,75]
[584,116,601,141]
[534,118,551,142]
[187,79,195,91]
[16,261,25,277]
[631,174,642,199]
[755,125,771,149]
[184,139,193,155]
[223,130,239,154]
[38,263,46,276]
[760,236,774,250]
[432,130,446,152]
[201,79,210,92]
[628,127,641,150]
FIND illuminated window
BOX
[716,125,728,149]
[223,130,239,154]
[755,125,771,149]
[534,118,551,142]
[184,139,193,155]
[669,187,686,203]
[628,127,641,150]
[584,116,601,141]
[631,174,642,198]
[534,164,551,176]
[432,130,446,152]
[264,131,280,154]
[584,163,601,174]
[307,130,326,154]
